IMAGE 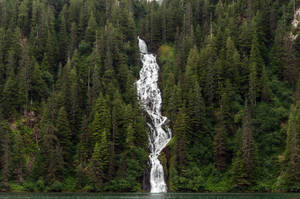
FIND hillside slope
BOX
[0,0,299,193]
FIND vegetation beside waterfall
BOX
[0,0,300,192]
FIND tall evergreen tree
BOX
[56,107,73,170]
[90,129,109,191]
[283,102,300,191]
[213,111,227,172]
[232,102,256,190]
[0,120,11,191]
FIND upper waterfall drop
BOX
[146,0,163,5]
[138,36,148,54]
[137,37,172,193]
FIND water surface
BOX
[0,193,300,199]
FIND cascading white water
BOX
[137,37,172,193]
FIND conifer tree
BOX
[241,102,256,185]
[248,31,264,106]
[0,0,298,192]
[283,102,300,191]
[0,28,5,86]
[167,85,182,126]
[0,120,11,191]
[225,37,240,84]
[232,101,256,190]
[90,63,101,109]
[213,111,227,172]
[90,93,110,143]
[18,0,30,35]
[68,66,80,134]
[30,61,48,101]
[70,22,78,56]
[174,108,190,169]
[260,65,271,102]
[39,102,64,182]
[183,46,199,93]
[58,7,69,63]
[90,130,109,191]
[12,131,26,184]
[187,82,206,135]
[231,150,249,190]
[2,74,18,118]
[249,60,257,107]
[56,107,73,168]
[18,39,31,114]
[126,124,135,150]
[85,13,97,45]
[46,30,58,75]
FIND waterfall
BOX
[137,37,172,193]
[290,8,300,40]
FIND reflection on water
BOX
[147,193,167,199]
[0,193,300,199]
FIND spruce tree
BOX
[241,102,256,185]
[30,61,48,101]
[126,124,135,150]
[90,93,110,143]
[56,107,73,169]
[283,102,300,191]
[90,130,109,191]
[213,111,227,172]
[85,13,97,45]
[173,108,190,169]
[40,102,64,183]
[225,37,240,85]
[0,120,11,191]
[249,32,263,107]
[232,102,256,190]
[58,7,69,63]
[2,75,18,118]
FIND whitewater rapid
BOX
[136,37,172,193]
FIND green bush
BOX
[82,184,94,192]
[205,174,232,192]
[36,179,45,192]
[272,176,286,192]
[48,180,63,192]
[254,180,273,192]
[63,177,76,192]
[10,183,25,192]
[23,181,35,192]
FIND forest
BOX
[0,0,300,193]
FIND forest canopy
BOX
[0,0,299,193]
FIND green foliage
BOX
[89,130,109,192]
[176,167,205,192]
[0,0,298,193]
[203,166,232,192]
[281,102,300,191]
[48,181,63,192]
[56,107,73,169]
[231,151,251,191]
[0,120,11,192]
[63,177,77,192]
[36,179,45,192]
[9,183,25,192]
[82,185,94,192]
[23,181,35,192]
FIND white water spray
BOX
[290,7,300,41]
[137,37,172,193]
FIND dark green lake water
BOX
[0,193,300,199]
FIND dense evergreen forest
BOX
[0,0,299,193]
